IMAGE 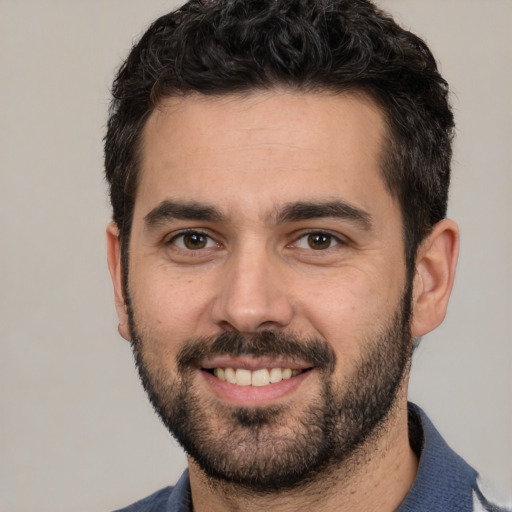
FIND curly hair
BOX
[105,0,454,275]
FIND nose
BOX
[211,244,294,333]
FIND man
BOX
[104,1,508,510]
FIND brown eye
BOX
[307,233,333,250]
[183,233,207,249]
[171,231,216,250]
[293,232,340,251]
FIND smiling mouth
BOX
[205,367,311,387]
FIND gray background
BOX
[1,1,510,510]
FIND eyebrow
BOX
[144,200,224,229]
[273,201,373,230]
[144,199,373,231]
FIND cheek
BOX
[129,267,217,346]
[296,267,403,351]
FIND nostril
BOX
[217,321,240,333]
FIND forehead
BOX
[136,90,394,221]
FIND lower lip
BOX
[201,369,313,406]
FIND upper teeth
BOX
[213,367,301,386]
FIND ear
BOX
[411,219,459,338]
[106,222,131,341]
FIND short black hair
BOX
[105,0,454,275]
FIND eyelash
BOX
[167,229,219,251]
[292,231,344,251]
[166,229,345,252]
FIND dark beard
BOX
[128,289,413,492]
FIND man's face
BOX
[115,91,414,489]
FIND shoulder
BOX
[111,469,192,512]
[473,477,512,512]
[111,487,173,512]
[402,404,512,512]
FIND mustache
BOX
[177,331,336,373]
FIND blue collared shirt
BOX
[113,403,509,511]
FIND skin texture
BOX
[107,90,459,511]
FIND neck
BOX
[188,397,418,512]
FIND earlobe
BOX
[411,219,459,338]
[106,222,131,341]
